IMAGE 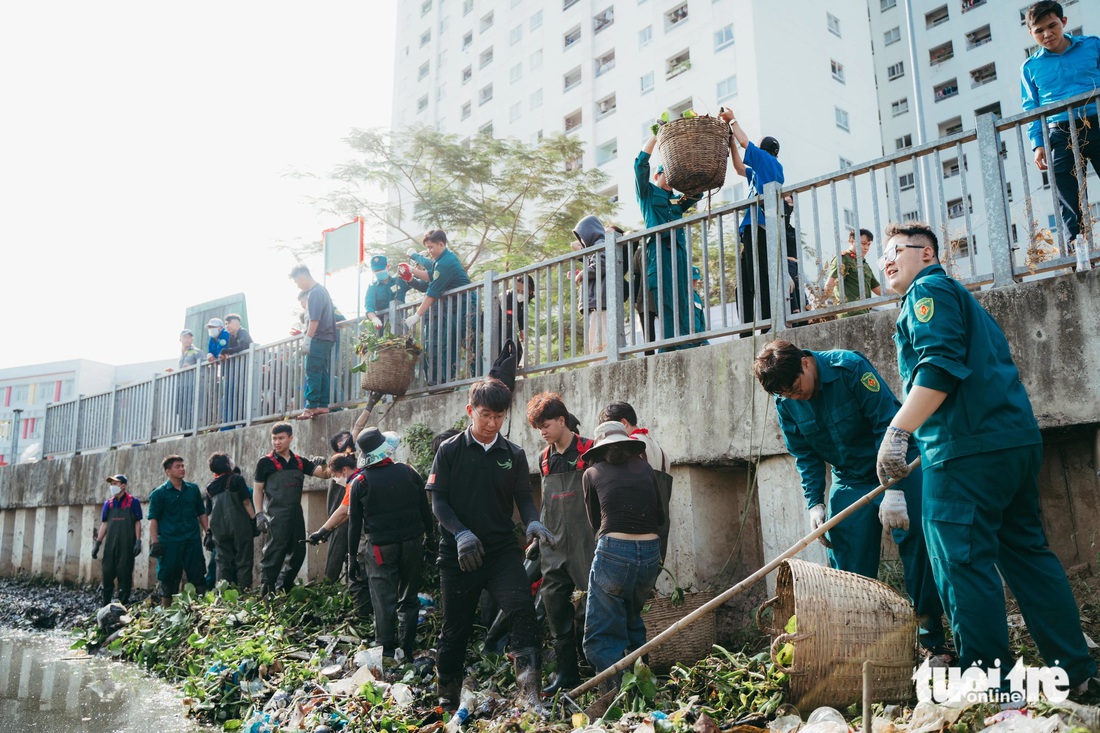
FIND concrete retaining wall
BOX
[1,271,1097,612]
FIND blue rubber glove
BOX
[876,426,912,486]
[455,530,484,572]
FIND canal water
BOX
[0,629,207,732]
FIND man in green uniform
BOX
[364,254,410,332]
[753,341,946,656]
[875,221,1096,690]
[148,455,208,606]
[253,421,330,595]
[404,229,474,384]
[634,137,702,352]
[526,391,593,696]
[92,474,142,606]
[823,229,882,317]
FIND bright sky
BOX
[1,1,397,369]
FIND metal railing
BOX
[42,92,1098,457]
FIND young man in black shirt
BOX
[428,378,554,711]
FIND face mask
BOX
[109,485,121,496]
[334,475,347,487]
[375,270,390,282]
[208,328,220,338]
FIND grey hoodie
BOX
[573,215,608,312]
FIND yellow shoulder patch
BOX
[860,372,881,392]
[914,296,934,323]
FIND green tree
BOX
[314,126,618,275]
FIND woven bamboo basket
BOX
[656,116,731,195]
[359,342,422,396]
[642,591,716,672]
[756,559,917,710]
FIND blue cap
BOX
[692,266,701,280]
[370,255,388,272]
[106,474,128,485]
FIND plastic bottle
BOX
[1075,236,1091,272]
[444,686,478,732]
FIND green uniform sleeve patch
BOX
[914,296,934,323]
[860,372,881,392]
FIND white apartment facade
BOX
[867,0,1099,265]
[391,0,884,230]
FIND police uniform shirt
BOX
[425,248,472,300]
[148,480,205,542]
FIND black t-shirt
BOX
[254,451,318,485]
[544,435,584,475]
[427,429,532,558]
[582,458,664,536]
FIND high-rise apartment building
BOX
[391,0,884,229]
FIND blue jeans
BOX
[304,338,334,408]
[583,536,661,674]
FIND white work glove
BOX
[879,489,910,532]
[370,315,383,330]
[404,312,421,329]
[808,504,826,546]
[301,336,312,355]
[406,248,418,259]
[876,426,912,486]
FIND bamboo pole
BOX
[566,457,922,700]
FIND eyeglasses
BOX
[876,244,926,270]
[775,372,804,399]
[472,409,506,423]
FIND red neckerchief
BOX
[629,428,649,436]
[268,451,304,471]
[369,458,395,468]
[111,493,134,510]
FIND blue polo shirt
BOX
[1020,34,1100,150]
[101,494,143,522]
[739,143,785,231]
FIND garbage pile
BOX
[67,583,1100,733]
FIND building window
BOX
[840,157,853,169]
[462,65,472,84]
[961,0,986,12]
[884,27,901,45]
[530,49,543,69]
[436,82,446,101]
[531,10,543,29]
[975,101,1002,119]
[564,66,582,91]
[594,7,614,32]
[510,62,522,83]
[970,62,996,87]
[597,93,617,118]
[843,209,855,229]
[418,61,430,80]
[479,122,493,138]
[891,97,909,116]
[640,71,655,94]
[899,173,915,191]
[939,116,963,136]
[479,84,493,105]
[602,185,619,204]
[827,12,841,37]
[595,50,615,76]
[595,138,618,166]
[903,210,920,221]
[835,107,850,131]
[714,23,734,51]
[639,25,653,47]
[670,97,694,118]
[926,5,949,28]
[716,74,737,101]
[510,24,522,45]
[461,102,471,119]
[929,40,954,65]
[462,32,473,50]
[417,95,429,113]
[564,109,582,133]
[564,25,581,48]
[887,61,905,80]
[422,0,432,16]
[831,60,845,83]
[510,101,522,122]
[420,30,432,47]
[947,197,967,218]
[966,24,992,49]
[480,11,494,32]
[480,47,494,69]
[530,88,543,109]
[934,78,959,101]
[564,0,580,8]
[463,0,473,15]
[565,154,583,172]
[881,0,896,10]
[943,157,960,178]
[666,3,689,31]
[896,134,913,149]
[666,49,691,79]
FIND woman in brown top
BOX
[581,421,664,684]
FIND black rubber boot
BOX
[437,677,461,711]
[542,640,580,697]
[513,648,545,713]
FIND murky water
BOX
[0,630,208,732]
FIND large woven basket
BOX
[642,591,716,672]
[657,116,731,195]
[359,342,422,396]
[756,559,917,710]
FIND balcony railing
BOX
[41,91,1099,457]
